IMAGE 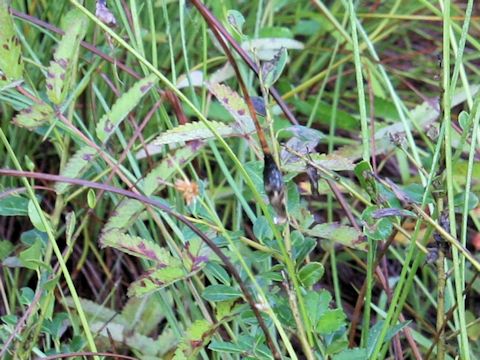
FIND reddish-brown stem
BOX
[0,168,281,360]
[189,0,298,125]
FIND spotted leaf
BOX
[12,102,54,130]
[46,9,88,104]
[0,0,24,88]
[101,231,177,265]
[208,83,254,129]
[96,74,158,143]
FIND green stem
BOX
[0,129,98,358]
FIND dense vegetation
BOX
[1,0,479,359]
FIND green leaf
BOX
[291,231,316,262]
[151,119,254,146]
[401,183,434,204]
[215,300,235,320]
[19,239,43,270]
[354,161,377,201]
[55,146,97,194]
[141,143,204,195]
[458,110,470,130]
[293,98,358,131]
[204,262,231,285]
[305,222,365,250]
[226,10,245,35]
[202,285,243,302]
[12,102,54,130]
[259,26,293,39]
[209,340,249,354]
[362,206,393,241]
[96,74,158,143]
[121,296,164,334]
[65,211,76,247]
[0,194,29,216]
[453,192,479,213]
[253,216,273,241]
[261,47,288,88]
[19,287,35,305]
[101,231,177,265]
[298,262,324,287]
[46,9,88,104]
[316,308,346,334]
[0,240,14,260]
[333,348,368,360]
[87,189,96,208]
[283,152,354,173]
[0,0,24,87]
[101,199,145,238]
[27,201,49,232]
[42,312,69,338]
[173,319,214,359]
[305,289,332,326]
[293,20,321,36]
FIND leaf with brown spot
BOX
[101,230,178,265]
[0,0,24,88]
[12,102,54,130]
[45,9,88,104]
[96,74,158,143]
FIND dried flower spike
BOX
[263,154,286,224]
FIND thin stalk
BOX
[0,130,99,358]
[346,0,370,162]
[436,239,447,360]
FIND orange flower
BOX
[175,179,199,205]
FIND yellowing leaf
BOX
[12,102,54,130]
[208,83,254,128]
